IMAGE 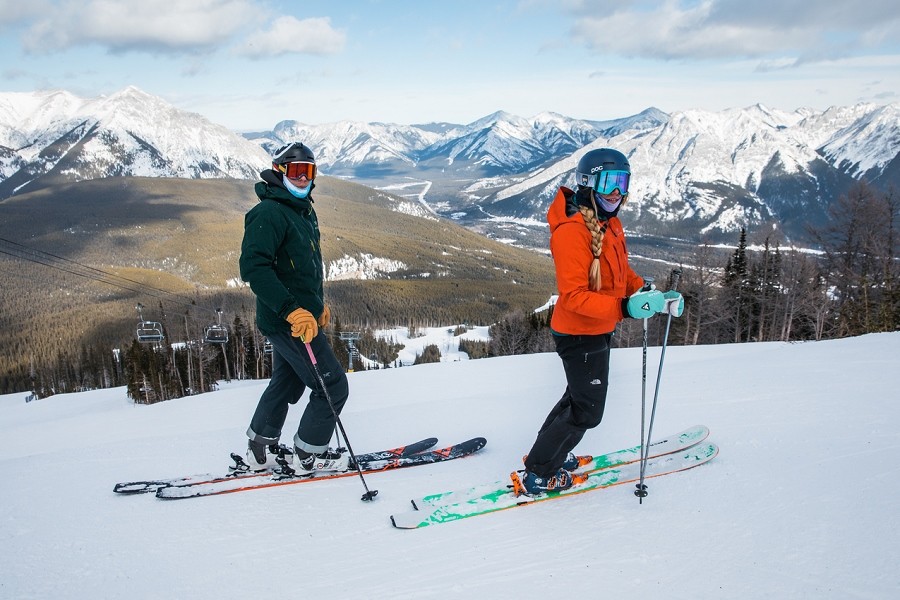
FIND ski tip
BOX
[389,514,416,529]
[155,487,193,500]
[389,512,426,529]
[469,436,488,450]
[113,482,156,495]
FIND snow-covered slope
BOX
[817,103,900,178]
[2,331,898,598]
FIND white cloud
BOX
[568,0,900,62]
[237,16,346,59]
[0,1,48,25]
[21,0,258,54]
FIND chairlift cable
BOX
[0,247,163,301]
[0,237,224,316]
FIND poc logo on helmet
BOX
[590,165,604,174]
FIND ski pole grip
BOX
[304,342,317,365]
[642,276,655,292]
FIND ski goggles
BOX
[277,161,317,180]
[590,170,630,196]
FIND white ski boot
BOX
[246,440,292,471]
[293,448,350,473]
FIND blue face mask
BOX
[594,191,622,214]
[283,176,312,199]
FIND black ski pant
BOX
[247,329,348,454]
[524,333,611,478]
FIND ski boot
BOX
[244,440,293,471]
[510,467,588,497]
[293,447,351,474]
[522,451,593,472]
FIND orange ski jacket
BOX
[548,186,644,335]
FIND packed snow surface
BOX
[1,331,898,599]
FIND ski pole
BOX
[636,268,681,503]
[636,275,654,499]
[304,342,378,502]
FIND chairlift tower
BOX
[339,331,361,372]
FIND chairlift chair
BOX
[204,308,229,344]
[135,303,165,344]
[263,338,273,354]
[204,325,228,344]
[137,322,165,343]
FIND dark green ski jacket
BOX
[239,170,325,336]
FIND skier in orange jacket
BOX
[516,147,683,495]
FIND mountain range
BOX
[2,86,898,247]
[0,86,269,199]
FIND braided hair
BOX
[577,204,608,291]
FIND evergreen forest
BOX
[1,182,896,403]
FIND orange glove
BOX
[286,308,318,341]
[317,304,331,328]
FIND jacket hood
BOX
[547,186,583,233]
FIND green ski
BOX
[391,442,718,529]
[410,424,709,510]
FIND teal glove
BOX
[662,290,684,317]
[622,290,665,319]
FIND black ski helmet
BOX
[272,142,315,168]
[575,148,630,190]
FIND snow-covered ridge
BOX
[249,107,669,174]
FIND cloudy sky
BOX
[1,0,898,130]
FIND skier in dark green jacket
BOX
[239,142,350,473]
